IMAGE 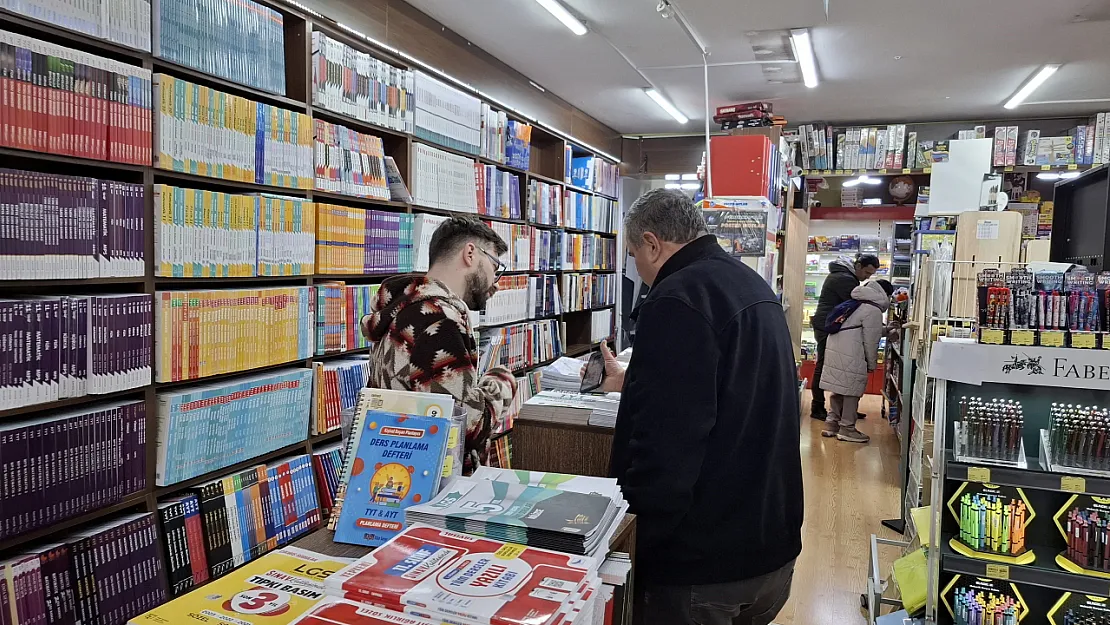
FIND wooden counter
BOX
[508,418,615,477]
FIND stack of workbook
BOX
[519,389,621,428]
[539,357,586,392]
[405,473,624,556]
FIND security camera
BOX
[656,1,674,19]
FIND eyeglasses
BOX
[478,246,507,278]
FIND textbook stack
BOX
[478,319,562,373]
[527,179,564,226]
[154,0,286,95]
[313,120,390,200]
[0,0,151,50]
[315,204,413,275]
[0,399,147,539]
[479,103,507,163]
[156,494,209,596]
[561,272,616,312]
[188,454,321,577]
[153,75,313,188]
[311,442,343,521]
[480,275,531,327]
[310,31,415,134]
[0,294,154,409]
[474,164,522,219]
[0,30,152,165]
[412,213,449,271]
[153,368,313,485]
[529,274,562,317]
[414,72,482,155]
[519,390,620,429]
[412,143,478,212]
[311,357,370,435]
[1,171,145,280]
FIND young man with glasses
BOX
[361,215,514,473]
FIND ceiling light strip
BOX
[789,28,818,88]
[645,89,689,124]
[534,0,588,35]
[1004,64,1061,109]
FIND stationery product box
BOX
[1004,126,1019,166]
[974,125,987,139]
[1019,130,1040,166]
[709,134,775,197]
[906,132,918,169]
[993,126,1007,166]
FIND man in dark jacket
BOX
[808,254,880,420]
[601,189,803,625]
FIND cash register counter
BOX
[507,419,615,478]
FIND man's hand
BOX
[599,340,625,392]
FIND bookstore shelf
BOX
[153,170,312,196]
[0,7,149,59]
[313,347,372,361]
[0,387,148,421]
[596,191,619,201]
[514,355,561,375]
[477,314,560,331]
[153,276,311,285]
[310,429,342,446]
[152,58,307,109]
[527,172,567,187]
[309,106,410,141]
[310,190,411,211]
[0,492,149,552]
[947,454,1110,496]
[312,273,400,281]
[0,277,149,289]
[153,359,310,390]
[566,342,602,358]
[941,542,1108,596]
[412,204,527,225]
[153,439,313,498]
[0,145,149,173]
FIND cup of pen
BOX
[1053,494,1110,579]
[947,482,1037,565]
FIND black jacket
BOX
[810,257,860,336]
[609,235,803,585]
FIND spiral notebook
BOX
[327,388,455,531]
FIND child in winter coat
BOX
[819,279,894,443]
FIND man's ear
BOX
[461,241,476,268]
[640,232,662,260]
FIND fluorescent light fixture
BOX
[843,178,861,187]
[681,173,699,181]
[862,198,882,205]
[1060,171,1082,179]
[534,0,587,35]
[680,182,701,190]
[790,28,819,88]
[1004,64,1060,109]
[645,89,689,124]
[862,177,883,185]
[664,183,683,189]
[665,174,681,181]
[1036,172,1060,180]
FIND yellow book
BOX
[197,86,209,178]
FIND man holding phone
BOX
[599,189,803,625]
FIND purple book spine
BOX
[1,301,10,408]
[0,171,8,280]
[98,181,108,278]
[31,299,42,405]
[46,299,58,402]
[134,183,143,276]
[60,415,76,523]
[136,399,146,492]
[0,425,12,540]
[143,296,151,383]
[43,418,60,528]
[54,544,76,625]
[73,411,88,517]
[27,419,45,532]
[76,298,87,397]
[13,424,30,535]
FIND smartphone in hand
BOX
[580,350,606,393]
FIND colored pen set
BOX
[953,588,1020,625]
[1049,403,1110,470]
[958,397,1024,462]
[977,268,1034,330]
[975,268,1110,331]
[1064,507,1110,573]
[1061,610,1110,625]
[957,492,1027,555]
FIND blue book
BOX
[333,410,450,547]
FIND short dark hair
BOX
[428,215,508,267]
[856,254,881,269]
[875,279,894,298]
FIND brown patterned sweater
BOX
[361,275,516,473]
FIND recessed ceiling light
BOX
[534,0,587,36]
[945,96,951,99]
[681,173,699,181]
[680,183,701,190]
[754,48,774,55]
[664,183,682,189]
[1036,172,1061,180]
[1005,64,1061,109]
[894,55,902,60]
[664,174,681,181]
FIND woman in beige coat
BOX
[819,279,893,443]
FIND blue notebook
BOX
[333,410,451,547]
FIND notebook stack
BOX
[519,389,621,429]
[404,474,623,556]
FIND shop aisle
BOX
[773,392,903,625]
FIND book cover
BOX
[333,411,450,547]
[288,597,437,625]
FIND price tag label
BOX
[1061,475,1087,493]
[835,169,844,175]
[495,543,528,559]
[923,167,932,174]
[967,467,992,483]
[1072,332,1097,349]
[985,564,1010,580]
[1041,164,1052,171]
[823,170,832,175]
[801,170,809,175]
[1041,331,1066,347]
[902,168,911,174]
[1010,330,1035,346]
[859,169,867,175]
[879,168,888,174]
[1004,166,1014,172]
[1069,164,1079,170]
[979,329,1006,345]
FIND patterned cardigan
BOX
[361,275,516,472]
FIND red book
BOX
[325,524,596,625]
[715,101,772,117]
[291,598,438,625]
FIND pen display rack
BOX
[954,396,1027,467]
[1048,592,1110,625]
[947,482,1036,565]
[975,266,1110,348]
[1041,404,1110,477]
[942,575,1030,624]
[1054,495,1110,579]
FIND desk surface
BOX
[291,513,638,560]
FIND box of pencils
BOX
[1040,403,1110,477]
[942,575,1028,625]
[953,397,1027,467]
[947,482,1036,565]
[1054,495,1110,579]
[1047,591,1110,624]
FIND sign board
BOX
[930,340,1110,392]
[702,209,768,257]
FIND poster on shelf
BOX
[702,209,768,257]
[930,341,1110,392]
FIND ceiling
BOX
[402,0,1110,135]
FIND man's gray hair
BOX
[624,188,708,247]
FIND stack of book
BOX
[315,282,348,354]
[519,389,621,429]
[479,103,507,163]
[311,357,370,435]
[154,287,315,382]
[478,319,562,373]
[0,294,154,409]
[2,171,145,280]
[311,442,343,521]
[154,368,313,485]
[507,370,542,433]
[474,164,521,219]
[154,75,313,189]
[591,309,615,343]
[343,284,379,350]
[714,101,776,130]
[530,228,562,271]
[529,273,562,317]
[506,120,532,170]
[412,213,449,271]
[414,72,482,155]
[564,189,592,229]
[0,399,148,540]
[412,143,478,212]
[480,275,531,327]
[1,0,151,50]
[561,272,616,311]
[592,197,618,233]
[314,205,413,274]
[324,524,605,622]
[0,30,152,165]
[310,31,415,134]
[527,179,563,226]
[539,357,589,392]
[155,0,286,95]
[156,494,209,596]
[313,120,390,200]
[561,233,616,270]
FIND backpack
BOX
[824,299,878,333]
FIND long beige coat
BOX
[819,281,890,397]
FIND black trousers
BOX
[811,330,828,410]
[633,559,795,625]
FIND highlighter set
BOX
[957,492,1028,556]
[953,588,1020,625]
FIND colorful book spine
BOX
[479,274,531,327]
[154,368,313,485]
[314,204,413,274]
[0,399,146,540]
[505,120,532,171]
[529,227,561,271]
[0,170,145,280]
[592,158,619,198]
[310,31,415,134]
[154,0,285,94]
[592,197,617,234]
[154,287,315,383]
[528,274,561,317]
[413,71,481,154]
[411,143,478,212]
[560,272,616,312]
[314,282,347,355]
[478,318,562,374]
[0,0,152,51]
[0,29,152,164]
[313,120,390,200]
[527,179,563,227]
[560,232,616,271]
[153,75,313,189]
[310,443,342,523]
[344,284,379,350]
[479,103,506,163]
[473,164,521,219]
[0,294,153,410]
[483,221,534,271]
[311,358,369,435]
